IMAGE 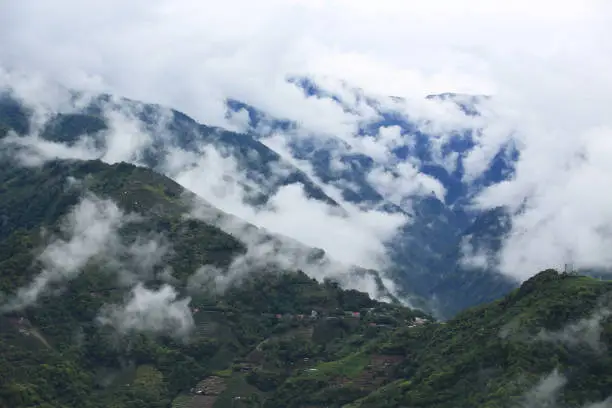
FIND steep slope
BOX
[225,78,521,317]
[260,270,612,408]
[0,84,521,318]
[1,156,611,408]
[427,207,519,316]
[0,89,430,306]
[0,91,338,208]
[0,157,417,408]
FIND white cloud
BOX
[0,88,410,299]
[1,194,128,311]
[0,192,173,311]
[0,95,156,167]
[97,283,194,338]
[536,307,611,353]
[2,132,101,166]
[367,162,446,207]
[99,111,154,164]
[2,0,612,283]
[519,368,612,408]
[168,143,406,270]
[584,398,612,408]
[186,201,405,304]
[474,125,612,279]
[520,369,567,408]
[2,0,602,126]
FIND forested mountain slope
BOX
[0,91,339,208]
[0,153,610,408]
[0,88,516,318]
[262,271,612,408]
[0,158,422,408]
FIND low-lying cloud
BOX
[169,143,405,270]
[519,369,612,408]
[1,194,128,311]
[3,0,612,285]
[0,190,178,323]
[1,85,410,299]
[536,307,611,354]
[500,296,612,355]
[520,369,567,408]
[0,188,196,338]
[186,195,403,304]
[97,283,194,338]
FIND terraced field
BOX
[171,394,192,408]
[195,321,218,337]
[188,395,217,408]
[171,376,228,408]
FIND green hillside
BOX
[269,271,612,408]
[0,158,426,408]
[0,156,611,408]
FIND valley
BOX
[0,77,611,407]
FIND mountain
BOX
[0,156,423,407]
[0,91,339,209]
[427,207,518,316]
[1,106,611,407]
[0,82,522,318]
[1,162,611,408]
[266,270,612,408]
[225,77,522,316]
[1,89,431,307]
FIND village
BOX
[190,306,430,329]
[179,306,430,405]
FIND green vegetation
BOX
[343,272,612,408]
[0,158,422,407]
[308,353,371,379]
[0,129,611,406]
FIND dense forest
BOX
[0,158,424,407]
[0,157,610,407]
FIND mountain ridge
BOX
[0,81,539,318]
[0,154,428,407]
[1,121,611,407]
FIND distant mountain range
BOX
[0,78,525,317]
[224,77,522,316]
[0,136,611,408]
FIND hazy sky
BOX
[2,0,612,280]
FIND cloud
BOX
[584,398,612,408]
[500,295,612,360]
[1,194,128,311]
[96,282,194,338]
[0,93,157,167]
[2,0,612,284]
[2,132,101,167]
[168,143,406,271]
[467,119,612,279]
[536,307,611,354]
[518,369,612,408]
[367,162,446,206]
[1,88,410,301]
[520,369,567,408]
[0,185,189,337]
[0,192,172,312]
[127,235,171,277]
[186,193,405,304]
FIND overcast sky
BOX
[2,0,612,280]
